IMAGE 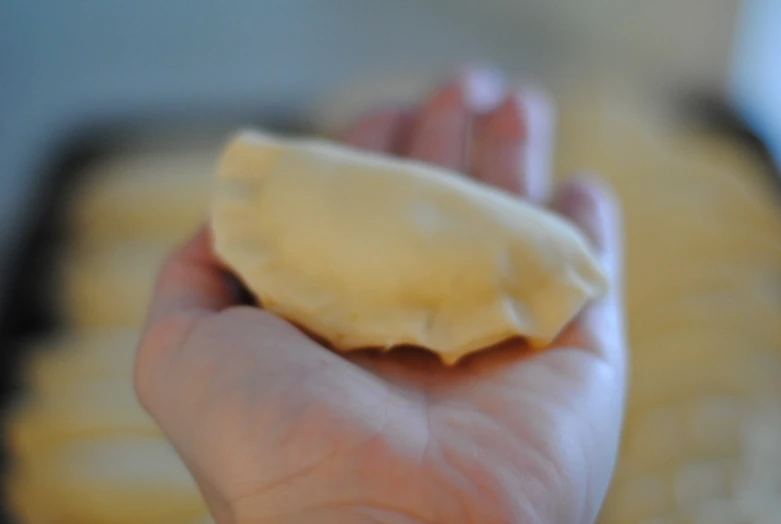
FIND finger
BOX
[145,226,240,327]
[552,176,626,364]
[404,68,504,171]
[339,107,410,154]
[472,89,555,202]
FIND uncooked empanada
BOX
[211,131,608,363]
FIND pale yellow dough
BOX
[211,131,608,363]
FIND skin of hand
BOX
[135,68,627,524]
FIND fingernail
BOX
[461,67,505,112]
[555,177,599,214]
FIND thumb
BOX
[552,175,626,366]
[135,225,351,425]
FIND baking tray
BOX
[0,96,777,523]
[0,111,312,523]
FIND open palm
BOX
[135,69,626,524]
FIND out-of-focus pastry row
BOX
[6,143,220,523]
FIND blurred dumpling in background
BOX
[52,141,220,330]
[66,142,218,249]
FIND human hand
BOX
[135,68,626,524]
